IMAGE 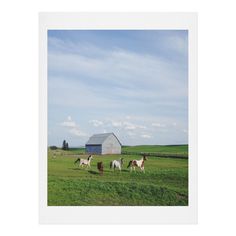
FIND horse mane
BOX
[127,160,132,168]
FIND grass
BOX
[48,145,188,206]
[66,145,188,155]
[122,144,188,154]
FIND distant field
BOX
[68,147,85,154]
[48,145,188,206]
[122,144,188,154]
[64,144,188,156]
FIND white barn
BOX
[85,133,122,155]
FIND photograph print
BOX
[48,30,188,206]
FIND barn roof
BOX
[86,133,122,146]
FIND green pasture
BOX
[48,145,188,206]
[123,144,188,154]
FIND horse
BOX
[110,158,124,171]
[97,162,104,175]
[74,155,93,168]
[127,155,147,173]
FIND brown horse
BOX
[97,162,104,175]
[127,155,148,173]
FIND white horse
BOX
[110,158,124,171]
[74,155,93,168]
[127,155,147,173]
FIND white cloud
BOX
[141,134,152,139]
[123,121,146,130]
[48,32,188,146]
[87,117,149,140]
[61,116,76,128]
[48,38,187,100]
[106,118,146,130]
[60,116,88,137]
[69,128,87,137]
[48,38,187,118]
[111,121,123,127]
[89,119,104,127]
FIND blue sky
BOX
[48,30,188,147]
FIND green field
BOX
[48,145,188,206]
[123,144,188,154]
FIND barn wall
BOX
[85,144,102,154]
[102,135,121,154]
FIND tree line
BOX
[49,140,69,150]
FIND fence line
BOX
[49,149,188,159]
[121,151,188,159]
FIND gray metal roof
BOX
[85,133,121,145]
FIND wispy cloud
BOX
[89,119,104,127]
[60,116,76,127]
[123,121,146,130]
[151,122,166,128]
[48,30,188,146]
[60,116,88,137]
[48,38,187,96]
[141,134,152,139]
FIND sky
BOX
[48,30,188,147]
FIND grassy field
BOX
[122,144,188,154]
[68,144,188,155]
[48,145,188,206]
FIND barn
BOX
[85,133,122,155]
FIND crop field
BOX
[48,145,188,206]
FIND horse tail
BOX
[74,158,80,164]
[127,160,132,168]
[110,161,113,169]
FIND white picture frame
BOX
[39,12,197,224]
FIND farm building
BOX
[85,133,122,155]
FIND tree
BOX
[62,140,66,150]
[49,146,57,150]
[62,140,69,150]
